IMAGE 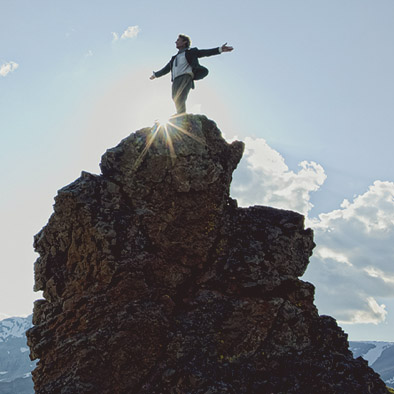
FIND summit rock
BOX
[27,115,389,393]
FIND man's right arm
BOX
[150,61,171,80]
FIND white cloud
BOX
[121,25,140,39]
[231,136,326,215]
[0,61,19,77]
[230,137,394,327]
[339,297,387,325]
[111,26,140,42]
[364,267,394,285]
[316,181,394,233]
[304,181,394,325]
[315,247,353,267]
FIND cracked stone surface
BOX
[27,115,389,393]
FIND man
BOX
[150,34,233,114]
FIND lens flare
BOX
[133,114,205,169]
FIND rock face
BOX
[27,115,389,393]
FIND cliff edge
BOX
[27,115,389,393]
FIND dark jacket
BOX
[154,47,221,87]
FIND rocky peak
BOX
[27,115,389,393]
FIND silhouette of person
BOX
[150,34,233,114]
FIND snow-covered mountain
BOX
[350,341,394,389]
[0,316,32,342]
[0,315,35,394]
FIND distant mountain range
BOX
[349,341,394,389]
[0,316,35,394]
[0,315,393,393]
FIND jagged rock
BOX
[27,115,389,393]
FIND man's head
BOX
[176,34,191,50]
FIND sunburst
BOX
[133,114,205,169]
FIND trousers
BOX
[172,74,193,114]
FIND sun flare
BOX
[134,115,205,169]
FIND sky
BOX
[1,0,394,341]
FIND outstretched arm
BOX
[220,42,233,52]
[196,43,234,58]
[149,60,171,80]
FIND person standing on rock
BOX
[150,34,233,115]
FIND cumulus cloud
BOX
[121,25,141,39]
[304,181,394,325]
[231,136,394,327]
[231,136,326,215]
[111,25,140,42]
[342,297,387,325]
[0,61,19,77]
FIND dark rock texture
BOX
[27,115,389,393]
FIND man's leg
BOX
[172,74,193,114]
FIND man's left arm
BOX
[196,43,234,58]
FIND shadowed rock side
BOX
[27,115,389,393]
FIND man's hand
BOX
[221,43,233,52]
[150,74,156,80]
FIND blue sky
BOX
[1,0,394,341]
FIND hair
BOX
[178,34,191,48]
